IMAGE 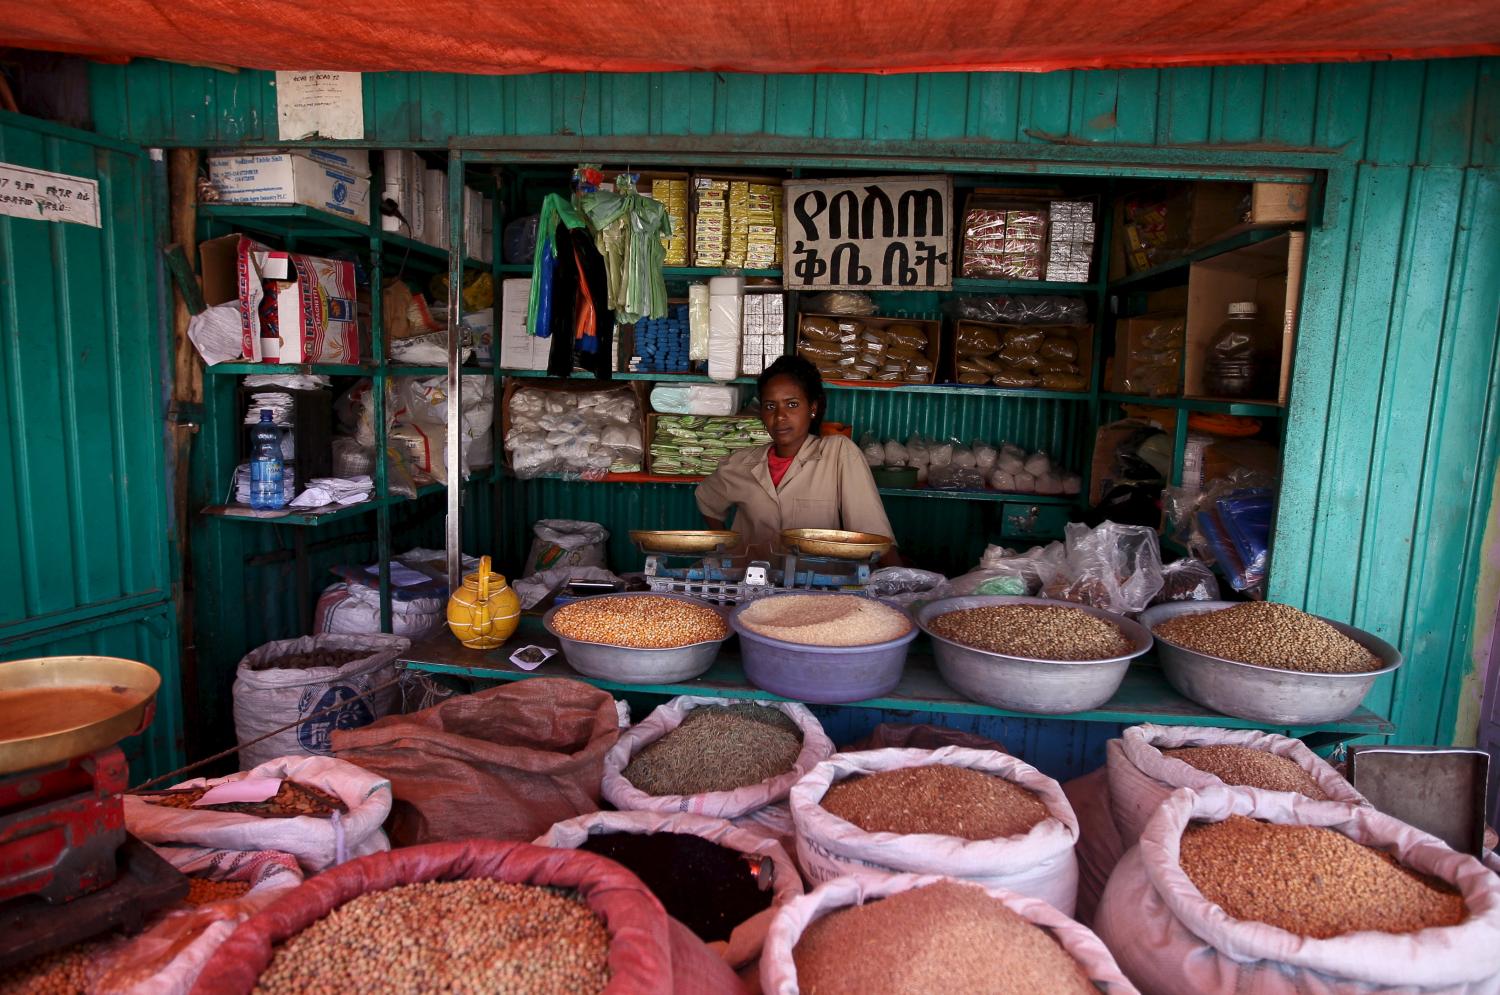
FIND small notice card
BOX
[276,70,365,141]
[0,163,101,227]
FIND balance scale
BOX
[634,534,878,604]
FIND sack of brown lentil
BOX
[1107,723,1368,847]
[602,696,835,837]
[1095,785,1500,994]
[536,809,804,969]
[187,840,745,995]
[759,872,1139,995]
[789,746,1081,915]
[332,677,621,846]
[90,849,303,994]
[124,754,393,872]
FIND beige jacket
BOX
[695,434,896,557]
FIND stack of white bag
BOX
[761,873,1139,995]
[391,374,495,483]
[602,696,834,840]
[505,385,643,478]
[1065,724,1370,926]
[1096,785,1500,995]
[789,746,1081,915]
[535,809,804,970]
[859,432,1081,494]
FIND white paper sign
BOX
[276,70,365,141]
[783,174,952,290]
[0,163,101,228]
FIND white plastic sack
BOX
[312,582,445,640]
[124,755,393,873]
[186,303,243,365]
[1096,786,1500,995]
[650,383,744,416]
[789,746,1080,914]
[523,518,609,577]
[536,809,804,968]
[602,696,835,823]
[760,872,1139,995]
[94,849,303,995]
[1106,724,1368,848]
[231,633,406,770]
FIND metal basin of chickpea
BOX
[543,592,733,684]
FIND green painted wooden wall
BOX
[87,58,1500,751]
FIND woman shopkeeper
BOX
[696,356,899,562]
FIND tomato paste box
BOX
[199,234,360,364]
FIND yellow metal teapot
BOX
[446,556,520,649]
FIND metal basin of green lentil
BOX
[543,593,732,684]
[1141,600,1402,725]
[915,596,1152,715]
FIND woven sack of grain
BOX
[124,755,392,873]
[188,840,745,995]
[331,678,620,846]
[536,809,804,969]
[602,696,834,830]
[93,849,304,995]
[760,872,1138,995]
[1107,723,1368,848]
[1095,786,1500,994]
[789,746,1080,915]
[1061,767,1124,927]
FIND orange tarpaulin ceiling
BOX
[2,0,1498,74]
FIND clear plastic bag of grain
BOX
[760,872,1139,995]
[789,746,1081,915]
[1095,785,1500,995]
[602,696,835,833]
[1105,723,1369,849]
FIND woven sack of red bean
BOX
[188,840,745,995]
[1096,785,1500,994]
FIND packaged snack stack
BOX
[960,203,1008,278]
[961,201,1048,280]
[1046,201,1096,283]
[694,179,729,266]
[650,415,771,476]
[741,293,787,375]
[730,182,782,270]
[647,178,690,267]
[1001,208,1048,280]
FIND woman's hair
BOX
[758,354,826,433]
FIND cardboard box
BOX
[200,234,360,364]
[405,153,427,243]
[463,187,484,259]
[379,150,426,237]
[208,150,371,224]
[423,168,448,248]
[1183,231,1303,405]
[498,278,547,371]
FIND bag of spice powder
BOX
[1096,785,1500,995]
[760,872,1138,995]
[536,809,804,969]
[1107,723,1368,848]
[602,696,835,830]
[789,746,1081,915]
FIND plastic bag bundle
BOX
[973,440,998,472]
[504,385,643,479]
[803,290,876,316]
[927,464,986,491]
[945,294,1090,324]
[860,432,885,467]
[1036,521,1165,614]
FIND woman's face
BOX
[760,374,816,451]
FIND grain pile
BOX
[186,878,254,905]
[1162,745,1329,800]
[252,879,610,995]
[552,595,727,649]
[929,604,1130,661]
[1180,816,1467,938]
[247,648,370,672]
[793,880,1096,995]
[738,595,911,647]
[1154,602,1381,673]
[0,936,114,995]
[623,703,804,796]
[820,764,1049,840]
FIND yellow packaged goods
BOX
[737,594,912,646]
[956,324,1002,355]
[884,323,929,352]
[792,881,1097,995]
[1180,816,1467,938]
[952,320,1090,393]
[644,177,689,267]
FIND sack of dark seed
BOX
[602,696,835,835]
[789,746,1081,915]
[1096,785,1500,995]
[1106,723,1369,848]
[536,809,804,969]
[760,872,1138,995]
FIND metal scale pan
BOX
[0,656,161,775]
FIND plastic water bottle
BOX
[249,409,287,510]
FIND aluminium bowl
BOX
[1139,600,1402,725]
[543,592,732,684]
[916,595,1152,715]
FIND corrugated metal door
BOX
[0,111,182,780]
